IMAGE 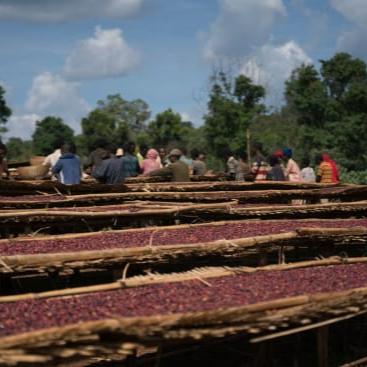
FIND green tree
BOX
[97,94,150,135]
[147,109,186,148]
[320,52,367,100]
[285,64,329,127]
[32,116,74,155]
[0,85,12,135]
[204,71,265,159]
[6,138,33,162]
[80,109,119,151]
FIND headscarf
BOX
[273,150,284,158]
[322,153,339,183]
[283,148,292,158]
[147,148,158,160]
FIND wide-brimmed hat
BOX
[168,149,182,157]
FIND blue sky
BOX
[0,0,365,139]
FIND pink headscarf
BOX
[147,149,158,160]
[322,153,339,183]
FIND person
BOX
[136,144,148,165]
[192,151,207,176]
[43,138,64,170]
[92,148,125,184]
[235,153,251,181]
[52,143,81,185]
[149,149,190,182]
[226,154,238,180]
[316,153,339,184]
[300,157,316,183]
[251,143,269,181]
[0,142,9,179]
[141,148,161,176]
[180,148,193,169]
[266,155,286,181]
[283,148,301,182]
[121,142,140,178]
[156,147,168,168]
[86,139,110,174]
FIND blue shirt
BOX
[52,153,81,185]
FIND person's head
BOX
[158,147,166,159]
[95,138,108,150]
[198,153,205,161]
[191,149,200,160]
[168,148,182,163]
[269,155,280,167]
[116,148,124,157]
[273,150,284,159]
[0,142,7,161]
[315,153,323,166]
[61,142,76,155]
[239,152,248,162]
[139,144,149,158]
[283,147,293,159]
[252,142,263,153]
[124,142,136,155]
[147,148,158,160]
[53,138,65,151]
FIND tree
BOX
[0,85,12,135]
[285,65,329,127]
[80,109,119,151]
[204,71,265,159]
[6,138,33,162]
[147,109,185,148]
[97,94,150,135]
[320,52,367,101]
[32,116,74,155]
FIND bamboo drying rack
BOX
[1,257,367,366]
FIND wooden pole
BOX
[247,128,251,167]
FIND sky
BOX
[0,0,365,140]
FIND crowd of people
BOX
[227,143,340,184]
[0,138,340,186]
[41,139,208,185]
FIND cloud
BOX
[202,0,286,60]
[6,113,41,140]
[240,41,312,105]
[0,0,145,22]
[25,72,90,132]
[331,0,367,58]
[330,0,367,27]
[64,26,139,80]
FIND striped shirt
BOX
[317,162,334,183]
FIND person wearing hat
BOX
[149,148,190,182]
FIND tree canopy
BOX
[0,85,12,135]
[32,116,74,156]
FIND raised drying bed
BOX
[2,186,367,209]
[1,258,367,366]
[1,218,367,278]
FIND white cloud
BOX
[5,113,41,140]
[331,0,367,58]
[202,0,286,60]
[25,72,90,133]
[240,41,312,105]
[330,0,367,27]
[0,0,145,22]
[64,26,139,80]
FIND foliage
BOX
[32,116,74,156]
[204,71,265,159]
[0,85,12,135]
[6,138,33,162]
[147,109,188,148]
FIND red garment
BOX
[322,153,339,183]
